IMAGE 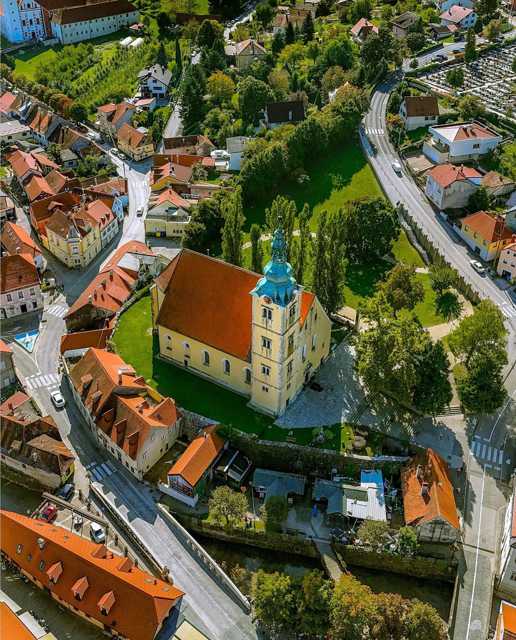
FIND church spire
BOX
[251,227,297,306]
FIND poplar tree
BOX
[222,187,245,266]
[295,203,311,283]
[250,224,263,273]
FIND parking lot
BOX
[420,44,516,118]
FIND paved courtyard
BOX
[276,341,378,429]
[420,44,516,118]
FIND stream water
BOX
[195,533,453,621]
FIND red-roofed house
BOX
[0,510,183,640]
[0,91,24,120]
[27,105,63,145]
[64,242,157,331]
[1,221,45,271]
[152,242,331,417]
[0,339,17,388]
[144,188,192,239]
[425,163,482,209]
[498,485,516,599]
[401,448,460,543]
[350,18,378,42]
[117,123,154,161]
[458,211,514,261]
[96,101,137,136]
[495,601,516,640]
[440,4,476,29]
[0,254,43,318]
[164,426,225,507]
[0,390,36,421]
[67,348,181,478]
[423,122,502,164]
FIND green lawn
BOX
[164,0,209,13]
[244,142,382,232]
[391,231,424,267]
[13,46,58,81]
[112,297,381,449]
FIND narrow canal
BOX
[195,534,453,622]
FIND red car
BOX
[38,504,58,523]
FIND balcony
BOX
[423,137,449,164]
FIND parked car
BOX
[89,522,106,543]
[50,389,65,409]
[72,514,84,530]
[436,54,447,62]
[392,161,403,175]
[56,483,74,501]
[470,259,486,275]
[39,504,58,523]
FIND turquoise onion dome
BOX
[252,228,297,305]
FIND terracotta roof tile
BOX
[401,448,459,530]
[60,328,113,355]
[168,426,224,487]
[427,163,481,188]
[351,17,378,37]
[440,5,473,22]
[104,240,154,271]
[117,123,151,149]
[0,254,39,294]
[0,510,183,640]
[1,222,41,259]
[0,92,21,115]
[7,149,40,180]
[0,338,12,353]
[461,211,513,243]
[0,602,36,640]
[501,601,516,636]
[65,266,136,319]
[0,391,31,416]
[482,171,514,189]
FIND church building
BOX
[151,229,332,417]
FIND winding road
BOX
[363,74,515,640]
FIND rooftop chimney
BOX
[421,482,429,498]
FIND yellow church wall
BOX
[157,325,253,397]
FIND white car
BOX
[392,161,403,175]
[89,522,106,543]
[50,389,65,409]
[470,259,486,275]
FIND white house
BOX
[0,254,44,319]
[440,5,477,29]
[137,64,172,99]
[425,163,482,209]
[49,0,139,45]
[423,122,503,164]
[498,486,516,599]
[226,136,252,171]
[399,96,439,131]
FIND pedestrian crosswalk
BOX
[500,303,516,319]
[365,128,385,136]
[25,372,61,391]
[471,436,510,470]
[46,304,68,318]
[86,460,117,482]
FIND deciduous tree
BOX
[456,348,507,414]
[294,203,311,283]
[208,485,248,527]
[252,571,296,635]
[238,75,273,125]
[404,600,448,640]
[378,264,424,312]
[312,210,347,315]
[260,496,289,531]
[464,28,477,62]
[330,574,377,640]
[250,223,263,273]
[207,71,235,104]
[343,198,400,264]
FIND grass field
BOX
[244,142,382,232]
[112,296,377,449]
[13,46,58,81]
[165,0,210,13]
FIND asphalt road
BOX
[363,75,515,640]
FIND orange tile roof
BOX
[31,151,60,170]
[168,425,224,487]
[82,199,115,229]
[29,107,54,135]
[89,177,128,196]
[60,328,113,355]
[401,448,460,530]
[0,338,12,353]
[0,254,39,294]
[25,175,55,202]
[0,91,20,114]
[111,102,136,126]
[428,163,481,189]
[403,95,439,118]
[98,102,117,113]
[153,188,191,209]
[1,222,41,259]
[482,171,515,189]
[452,122,499,141]
[69,348,146,418]
[502,601,516,635]
[7,149,40,180]
[103,240,154,272]
[45,169,68,194]
[0,391,30,416]
[461,211,513,244]
[0,510,183,640]
[351,17,378,37]
[30,191,80,227]
[156,249,315,361]
[0,602,36,640]
[117,123,151,149]
[65,266,136,319]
